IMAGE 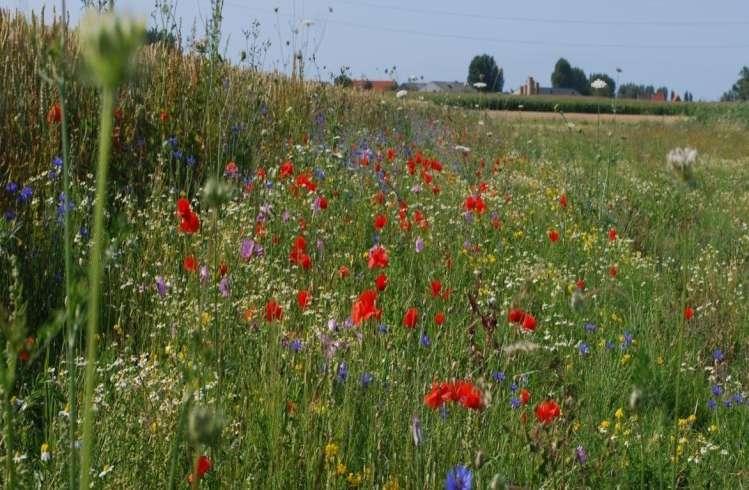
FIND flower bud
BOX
[79,11,145,89]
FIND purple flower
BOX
[411,415,423,446]
[289,339,303,352]
[415,236,425,253]
[327,319,339,332]
[155,275,169,297]
[712,385,723,397]
[575,445,588,465]
[240,239,258,261]
[584,322,597,333]
[510,397,521,409]
[3,210,16,222]
[360,372,373,388]
[5,182,18,194]
[199,265,209,284]
[378,323,388,334]
[18,186,32,203]
[420,333,431,348]
[579,342,590,356]
[713,349,725,363]
[444,465,472,490]
[336,361,348,383]
[707,398,717,410]
[492,371,505,383]
[219,275,230,297]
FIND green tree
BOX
[551,58,573,89]
[467,54,504,92]
[721,66,749,101]
[588,73,616,97]
[333,66,352,88]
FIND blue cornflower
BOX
[56,192,74,220]
[439,404,449,419]
[336,362,348,383]
[5,182,18,194]
[713,349,725,363]
[444,465,472,490]
[707,398,717,410]
[314,168,326,180]
[712,385,723,397]
[510,382,518,392]
[172,150,183,160]
[510,397,521,409]
[378,323,388,334]
[731,393,745,405]
[79,227,89,239]
[289,339,303,353]
[605,340,616,350]
[579,342,591,356]
[3,209,16,222]
[492,371,506,383]
[360,372,373,388]
[186,155,197,167]
[18,186,33,203]
[584,322,597,333]
[420,333,431,348]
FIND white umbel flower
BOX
[591,78,608,90]
[396,89,408,99]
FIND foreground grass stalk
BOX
[3,341,17,488]
[78,87,114,490]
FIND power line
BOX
[332,0,749,27]
[224,3,749,50]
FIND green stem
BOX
[3,343,17,488]
[78,87,114,490]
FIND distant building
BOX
[399,81,476,94]
[515,76,580,96]
[351,80,397,92]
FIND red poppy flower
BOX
[338,265,350,278]
[508,308,524,324]
[295,172,317,192]
[374,214,388,231]
[434,311,446,326]
[576,279,586,290]
[559,193,568,208]
[455,381,484,410]
[519,388,531,405]
[187,455,212,484]
[265,299,283,322]
[177,197,191,217]
[429,280,442,298]
[47,102,62,124]
[225,160,238,176]
[351,289,381,325]
[289,235,312,270]
[279,160,294,178]
[684,306,694,321]
[387,148,396,161]
[183,255,198,273]
[159,111,169,122]
[403,307,419,329]
[608,227,618,241]
[609,265,619,278]
[535,400,561,424]
[521,313,537,332]
[179,211,201,234]
[317,196,329,209]
[367,245,389,269]
[297,290,311,310]
[375,273,388,291]
[424,383,450,409]
[464,195,486,214]
[218,261,229,277]
[548,229,560,243]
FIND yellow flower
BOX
[599,419,610,433]
[201,311,212,326]
[383,477,400,490]
[708,424,719,433]
[336,462,348,476]
[615,408,624,419]
[347,472,363,487]
[620,353,632,365]
[324,442,339,462]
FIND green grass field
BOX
[1,9,748,489]
[420,91,749,123]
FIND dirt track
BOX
[486,110,688,124]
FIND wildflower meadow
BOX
[1,5,748,489]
